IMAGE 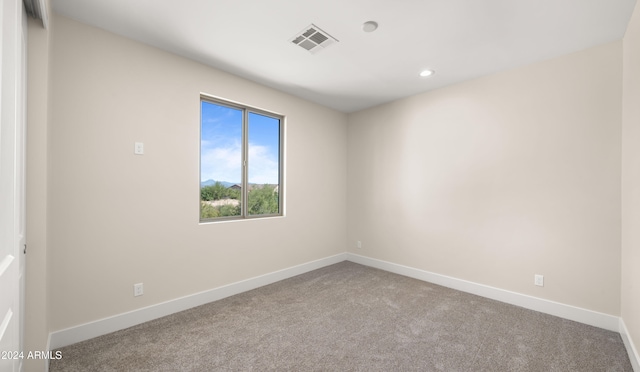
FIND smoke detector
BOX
[290,24,338,54]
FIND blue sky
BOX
[201,101,280,184]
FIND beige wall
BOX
[26,5,638,362]
[25,10,51,372]
[47,15,347,331]
[622,0,640,360]
[347,42,622,315]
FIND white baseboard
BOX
[49,253,348,350]
[346,253,620,332]
[48,251,639,371]
[620,318,640,372]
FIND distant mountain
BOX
[200,179,237,188]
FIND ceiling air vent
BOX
[290,24,338,54]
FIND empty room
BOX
[3,0,639,370]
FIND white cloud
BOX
[200,140,242,183]
[200,141,279,184]
[248,144,279,184]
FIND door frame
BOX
[0,0,27,371]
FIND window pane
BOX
[200,101,243,219]
[247,112,280,216]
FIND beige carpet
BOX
[50,262,632,371]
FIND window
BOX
[200,96,283,221]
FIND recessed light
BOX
[419,69,435,77]
[362,21,378,33]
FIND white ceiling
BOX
[52,0,637,113]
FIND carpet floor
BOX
[50,261,633,371]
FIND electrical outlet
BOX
[134,142,144,155]
[134,283,144,296]
[357,240,362,249]
[534,275,544,287]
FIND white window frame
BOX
[199,95,284,222]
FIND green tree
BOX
[219,203,241,217]
[248,185,279,215]
[201,182,241,201]
[201,183,277,219]
[200,202,220,218]
[226,187,240,200]
[200,201,241,219]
